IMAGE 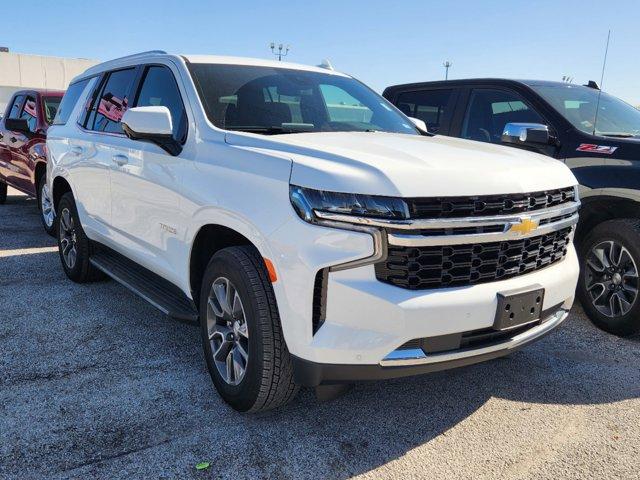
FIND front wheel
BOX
[577,219,640,337]
[199,246,298,412]
[37,172,55,236]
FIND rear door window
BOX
[395,89,455,134]
[85,68,137,134]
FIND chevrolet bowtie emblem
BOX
[509,218,539,235]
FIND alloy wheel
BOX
[59,208,78,269]
[40,183,54,228]
[585,240,639,317]
[206,277,249,385]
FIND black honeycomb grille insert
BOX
[406,187,575,219]
[375,227,572,290]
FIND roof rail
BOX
[81,50,169,77]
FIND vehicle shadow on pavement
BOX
[2,190,639,479]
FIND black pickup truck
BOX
[384,79,640,337]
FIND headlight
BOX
[290,185,409,223]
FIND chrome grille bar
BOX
[314,201,579,246]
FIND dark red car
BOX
[0,89,64,234]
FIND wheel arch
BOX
[51,175,73,213]
[576,194,640,247]
[34,160,47,186]
[188,223,257,305]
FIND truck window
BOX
[85,68,137,134]
[43,97,61,125]
[19,96,38,132]
[462,89,544,143]
[53,79,89,126]
[395,89,453,134]
[7,95,25,119]
[134,65,187,142]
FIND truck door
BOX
[9,94,39,195]
[0,94,24,185]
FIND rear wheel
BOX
[37,171,55,236]
[0,180,6,204]
[577,219,640,337]
[56,192,104,283]
[199,246,298,412]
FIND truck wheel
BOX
[56,192,104,283]
[37,171,56,236]
[0,180,6,204]
[199,246,298,412]
[577,219,640,337]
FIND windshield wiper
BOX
[225,126,309,135]
[597,132,637,138]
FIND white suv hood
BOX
[226,131,577,197]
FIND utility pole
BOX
[270,43,290,61]
[443,60,452,80]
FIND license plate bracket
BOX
[493,286,545,331]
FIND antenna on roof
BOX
[592,30,611,136]
[318,59,334,70]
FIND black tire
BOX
[577,218,640,337]
[56,192,105,283]
[0,180,6,204]
[199,246,298,412]
[36,171,56,236]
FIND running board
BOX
[90,249,199,323]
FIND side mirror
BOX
[501,123,553,147]
[5,117,30,134]
[121,106,182,155]
[408,116,429,133]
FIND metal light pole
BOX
[443,60,452,80]
[270,43,290,61]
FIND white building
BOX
[0,51,98,113]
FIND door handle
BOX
[70,146,83,155]
[112,154,129,166]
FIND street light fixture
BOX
[443,60,452,80]
[270,43,290,61]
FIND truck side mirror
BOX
[121,106,182,156]
[501,123,553,147]
[5,118,30,134]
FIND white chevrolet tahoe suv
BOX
[47,51,580,412]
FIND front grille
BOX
[375,227,572,290]
[405,187,575,219]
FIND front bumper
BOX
[268,199,580,376]
[293,307,569,386]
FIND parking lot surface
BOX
[1,187,639,480]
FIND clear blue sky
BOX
[7,0,639,105]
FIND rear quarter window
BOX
[53,79,90,126]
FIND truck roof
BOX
[384,78,590,93]
[75,50,347,83]
[10,88,65,97]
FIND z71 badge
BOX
[576,143,618,155]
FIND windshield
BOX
[188,64,418,135]
[43,97,61,125]
[532,84,640,138]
